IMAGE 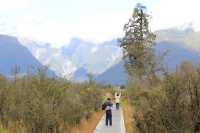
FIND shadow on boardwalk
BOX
[94,108,126,133]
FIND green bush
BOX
[0,72,104,133]
[128,62,200,133]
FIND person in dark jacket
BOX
[104,98,113,126]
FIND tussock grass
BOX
[126,62,200,133]
[123,104,136,133]
[71,111,104,133]
[0,71,109,133]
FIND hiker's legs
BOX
[106,111,112,126]
[109,113,112,126]
[116,103,119,110]
[105,113,109,126]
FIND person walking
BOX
[115,92,121,110]
[102,98,113,126]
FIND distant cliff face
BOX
[1,27,200,84]
[20,38,122,79]
[0,35,54,76]
[96,28,200,85]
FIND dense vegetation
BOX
[0,70,105,133]
[0,2,199,133]
[120,3,200,133]
[127,62,200,133]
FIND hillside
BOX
[96,61,128,85]
[19,38,122,79]
[0,35,54,76]
[96,29,200,85]
[1,27,200,84]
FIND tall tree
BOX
[120,3,156,81]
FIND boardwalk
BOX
[94,107,126,133]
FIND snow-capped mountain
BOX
[18,38,77,78]
[1,25,200,84]
[18,37,122,80]
[96,27,200,85]
[0,35,54,77]
[62,38,122,75]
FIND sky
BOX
[0,0,200,47]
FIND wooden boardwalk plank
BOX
[94,108,126,133]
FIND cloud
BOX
[1,0,200,48]
[4,14,130,48]
[15,17,73,48]
[70,14,129,43]
[150,0,200,30]
[0,0,33,10]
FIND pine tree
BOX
[120,3,156,80]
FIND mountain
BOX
[155,41,200,70]
[96,41,200,85]
[19,38,122,79]
[19,38,76,78]
[11,26,200,84]
[155,27,200,68]
[96,28,200,85]
[71,67,89,82]
[156,27,200,51]
[96,61,128,85]
[62,38,122,75]
[0,35,54,77]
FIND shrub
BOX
[0,72,104,133]
[128,62,200,133]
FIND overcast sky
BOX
[0,0,199,47]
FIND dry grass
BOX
[0,111,104,133]
[123,104,137,133]
[0,122,28,133]
[71,110,104,133]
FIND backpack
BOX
[102,103,107,110]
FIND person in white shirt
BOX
[115,92,121,110]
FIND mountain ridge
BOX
[1,27,200,84]
[0,34,54,77]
